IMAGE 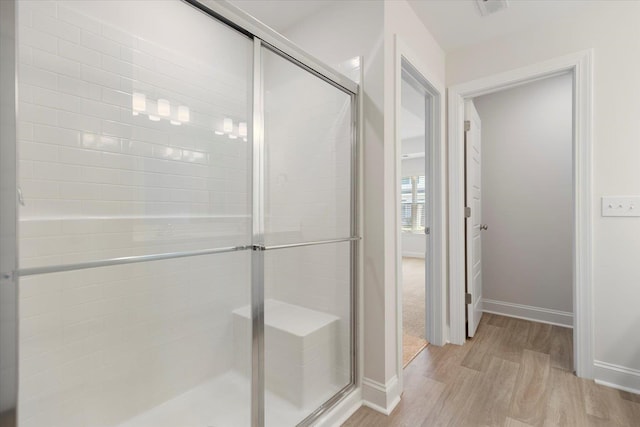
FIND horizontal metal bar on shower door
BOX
[264,236,360,251]
[17,245,250,277]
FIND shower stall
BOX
[0,1,359,426]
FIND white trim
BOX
[315,388,363,427]
[393,35,447,397]
[402,251,425,259]
[356,55,366,415]
[361,376,401,415]
[447,50,594,379]
[482,299,573,328]
[593,361,640,395]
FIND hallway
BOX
[344,314,640,426]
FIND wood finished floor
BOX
[343,314,640,427]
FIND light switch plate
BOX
[601,196,640,217]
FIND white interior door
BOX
[465,100,483,337]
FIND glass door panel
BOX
[13,1,358,425]
[263,242,352,427]
[16,1,253,426]
[261,46,355,426]
[18,252,251,427]
[17,0,252,272]
[262,49,353,246]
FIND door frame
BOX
[447,50,594,378]
[394,35,447,393]
[463,100,483,338]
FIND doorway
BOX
[469,73,574,337]
[448,51,594,378]
[398,60,432,367]
[394,38,447,394]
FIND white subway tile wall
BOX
[17,1,356,425]
[18,0,252,425]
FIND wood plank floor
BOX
[343,314,640,427]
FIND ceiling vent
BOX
[476,0,509,17]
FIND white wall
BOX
[282,0,392,407]
[401,157,424,177]
[283,0,445,411]
[447,1,640,390]
[384,1,445,402]
[400,137,423,157]
[473,73,573,324]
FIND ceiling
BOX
[407,0,597,51]
[230,0,599,52]
[228,0,340,33]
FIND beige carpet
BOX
[402,257,428,367]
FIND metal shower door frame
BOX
[247,31,360,427]
[0,1,360,426]
[181,2,362,423]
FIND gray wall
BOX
[0,0,17,415]
[473,73,573,320]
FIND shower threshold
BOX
[115,370,341,427]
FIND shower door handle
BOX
[17,186,25,206]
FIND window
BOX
[401,175,426,233]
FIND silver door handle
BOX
[17,187,25,206]
[480,224,488,231]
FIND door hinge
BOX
[425,227,430,235]
[465,293,472,304]
[464,120,471,132]
[464,207,471,218]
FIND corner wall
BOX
[282,0,392,411]
[283,0,446,413]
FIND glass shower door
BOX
[16,1,253,426]
[261,47,355,426]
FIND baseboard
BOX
[315,387,363,427]
[482,298,573,328]
[402,252,425,259]
[361,376,400,415]
[594,360,640,395]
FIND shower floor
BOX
[116,370,340,427]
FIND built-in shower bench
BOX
[232,299,341,408]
